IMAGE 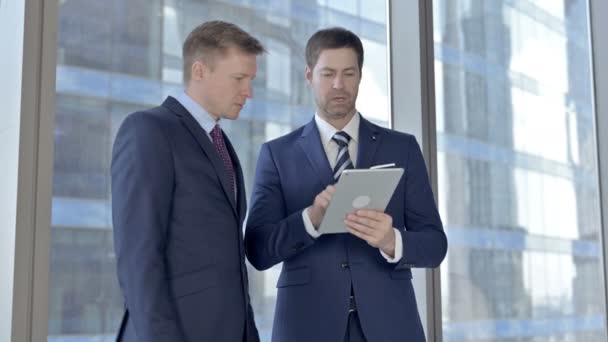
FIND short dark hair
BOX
[305,27,364,72]
[182,20,266,83]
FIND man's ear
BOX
[305,66,313,85]
[191,60,208,81]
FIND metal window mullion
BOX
[589,0,608,337]
[388,1,442,341]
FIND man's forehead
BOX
[317,48,357,58]
[314,49,358,69]
[315,62,358,71]
[316,65,357,71]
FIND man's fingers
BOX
[345,218,375,236]
[354,210,393,228]
[346,214,378,229]
[311,185,336,211]
[316,197,330,209]
[319,192,333,203]
[346,226,371,242]
[355,209,383,221]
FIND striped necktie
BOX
[332,131,353,182]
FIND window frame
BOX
[8,0,608,341]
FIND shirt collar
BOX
[314,112,360,147]
[174,90,219,134]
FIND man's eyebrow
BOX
[318,66,357,72]
[230,72,255,78]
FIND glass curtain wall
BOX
[433,1,606,341]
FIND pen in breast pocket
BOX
[370,163,396,169]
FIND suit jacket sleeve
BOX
[111,112,185,341]
[397,136,448,269]
[244,143,316,271]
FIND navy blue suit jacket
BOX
[245,116,447,342]
[111,97,259,342]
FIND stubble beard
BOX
[317,96,356,122]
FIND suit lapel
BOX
[162,96,238,218]
[298,119,334,186]
[224,130,250,304]
[356,116,382,169]
[224,134,247,222]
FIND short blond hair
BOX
[182,20,265,83]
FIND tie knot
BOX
[211,124,222,140]
[332,131,351,147]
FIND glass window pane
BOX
[434,1,607,341]
[48,1,388,341]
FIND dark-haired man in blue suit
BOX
[111,21,264,342]
[245,27,447,342]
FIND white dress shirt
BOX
[301,113,403,263]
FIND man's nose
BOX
[244,83,253,98]
[332,75,344,89]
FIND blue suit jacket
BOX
[245,116,447,342]
[111,97,259,342]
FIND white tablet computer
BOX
[318,168,404,234]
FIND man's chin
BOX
[325,107,354,119]
[223,111,240,121]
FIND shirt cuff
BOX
[302,208,321,239]
[380,228,403,263]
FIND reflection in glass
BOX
[434,1,606,341]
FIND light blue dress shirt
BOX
[174,90,218,141]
